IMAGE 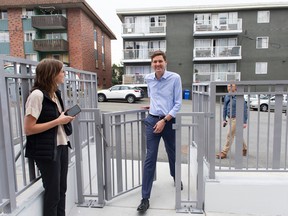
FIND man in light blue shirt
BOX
[137,50,182,212]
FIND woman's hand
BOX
[24,112,75,136]
[57,112,75,124]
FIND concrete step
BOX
[205,172,288,216]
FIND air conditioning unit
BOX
[21,15,28,19]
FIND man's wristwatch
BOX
[163,118,168,123]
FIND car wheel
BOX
[126,95,135,103]
[98,94,106,102]
[260,104,268,112]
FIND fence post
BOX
[102,113,113,201]
[0,57,17,213]
[174,113,182,211]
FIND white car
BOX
[97,84,144,103]
[250,94,287,112]
[244,94,269,103]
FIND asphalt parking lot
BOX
[97,97,288,168]
[97,97,192,113]
[97,98,193,162]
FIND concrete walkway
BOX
[68,162,250,216]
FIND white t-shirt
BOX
[25,89,69,146]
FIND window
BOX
[45,33,67,40]
[102,34,105,70]
[0,10,8,19]
[25,54,37,61]
[158,15,166,26]
[257,11,270,23]
[26,9,34,18]
[150,15,166,27]
[255,62,268,74]
[52,54,60,60]
[0,32,9,42]
[256,37,269,49]
[194,14,211,25]
[94,29,98,68]
[150,17,155,27]
[24,31,35,42]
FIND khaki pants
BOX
[222,118,247,155]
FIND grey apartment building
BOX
[117,2,288,90]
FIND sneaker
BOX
[137,198,149,212]
[216,152,227,159]
[243,149,247,156]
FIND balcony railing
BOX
[122,48,166,62]
[194,18,242,36]
[193,72,241,82]
[31,15,67,30]
[122,74,147,84]
[193,46,241,61]
[33,39,68,52]
[122,22,166,36]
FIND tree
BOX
[112,64,124,85]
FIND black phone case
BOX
[65,104,81,116]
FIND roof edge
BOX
[116,2,288,21]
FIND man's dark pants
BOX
[142,115,176,199]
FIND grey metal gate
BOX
[174,112,212,214]
[102,110,147,201]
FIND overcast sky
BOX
[85,0,288,65]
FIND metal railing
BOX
[33,39,69,52]
[122,74,147,84]
[122,48,166,61]
[192,81,288,179]
[31,15,67,29]
[193,46,242,60]
[0,55,98,214]
[193,18,242,34]
[193,72,241,82]
[122,22,166,35]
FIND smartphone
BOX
[65,104,81,116]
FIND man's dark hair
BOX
[150,50,166,61]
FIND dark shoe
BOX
[137,198,149,212]
[173,179,183,190]
[216,152,227,159]
[243,149,247,156]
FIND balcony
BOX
[193,72,241,82]
[122,48,166,63]
[31,15,67,30]
[193,18,242,36]
[193,46,241,61]
[33,39,68,52]
[122,22,166,38]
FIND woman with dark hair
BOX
[24,58,75,216]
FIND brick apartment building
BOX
[0,0,116,88]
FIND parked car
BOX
[4,64,35,74]
[249,94,287,112]
[244,94,269,103]
[97,84,144,103]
